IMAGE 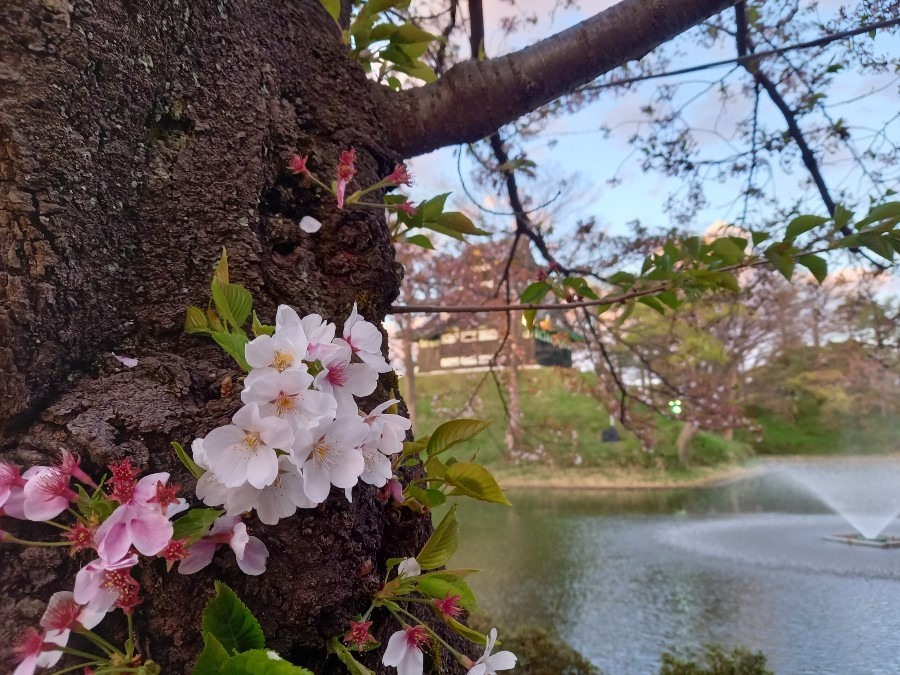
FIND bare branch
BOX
[387,0,740,157]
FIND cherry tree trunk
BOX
[0,1,454,672]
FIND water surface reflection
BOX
[449,473,900,674]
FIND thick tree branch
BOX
[388,0,738,157]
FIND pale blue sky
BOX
[406,0,900,263]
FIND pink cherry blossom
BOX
[0,461,26,508]
[55,449,98,488]
[213,454,316,524]
[336,148,356,209]
[288,154,310,175]
[383,625,428,675]
[433,594,464,620]
[397,201,417,216]
[12,627,68,675]
[397,557,421,578]
[73,555,139,625]
[178,515,269,576]
[386,163,412,186]
[22,467,79,521]
[93,472,180,562]
[344,619,375,651]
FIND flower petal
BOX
[299,216,323,233]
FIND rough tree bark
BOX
[0,2,435,672]
[0,0,736,671]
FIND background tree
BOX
[1,0,898,673]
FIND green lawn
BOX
[402,368,752,474]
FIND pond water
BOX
[448,469,900,674]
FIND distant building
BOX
[416,323,575,372]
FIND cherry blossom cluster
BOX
[288,149,416,233]
[1,452,183,674]
[342,557,517,675]
[190,304,410,526]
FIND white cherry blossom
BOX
[360,443,393,487]
[466,628,517,675]
[294,416,368,503]
[244,326,309,372]
[382,626,428,675]
[241,368,336,430]
[202,403,293,489]
[339,302,391,372]
[363,399,411,456]
[316,344,378,415]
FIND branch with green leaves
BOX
[390,201,900,322]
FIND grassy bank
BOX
[746,407,900,456]
[401,368,752,482]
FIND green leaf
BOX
[424,456,447,479]
[447,617,488,646]
[713,271,741,293]
[369,22,399,41]
[172,508,222,545]
[207,309,225,333]
[403,234,435,249]
[608,271,636,286]
[798,254,828,284]
[420,193,450,220]
[637,296,665,315]
[212,280,253,331]
[710,237,746,263]
[833,204,853,230]
[523,308,537,330]
[417,504,458,569]
[391,23,438,43]
[562,277,599,300]
[171,441,205,480]
[75,484,115,521]
[750,231,770,246]
[859,231,895,261]
[785,214,829,239]
[193,634,230,675]
[401,438,429,457]
[520,281,551,305]
[328,638,376,675]
[407,485,446,508]
[656,290,680,310]
[856,201,900,228]
[416,573,479,610]
[220,650,313,675]
[212,332,251,372]
[318,0,340,22]
[445,463,512,506]
[433,212,489,236]
[186,306,210,334]
[764,248,795,281]
[201,582,265,655]
[214,249,230,284]
[392,61,437,83]
[422,220,465,241]
[252,312,276,337]
[426,419,492,457]
[615,300,636,327]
